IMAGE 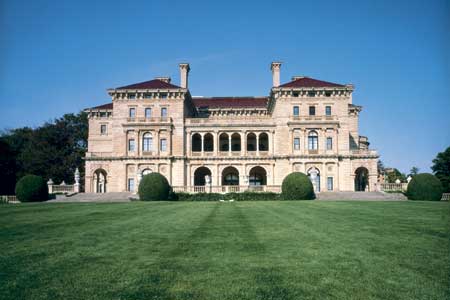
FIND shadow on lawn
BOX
[117,204,295,300]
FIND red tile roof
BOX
[87,103,113,110]
[192,97,268,109]
[115,79,181,90]
[279,77,344,88]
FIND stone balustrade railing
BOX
[377,183,408,192]
[172,185,282,194]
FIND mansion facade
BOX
[84,62,378,193]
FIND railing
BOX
[291,115,338,122]
[51,185,75,193]
[126,117,172,123]
[442,193,450,201]
[350,149,378,156]
[0,195,19,204]
[172,185,281,194]
[378,183,408,192]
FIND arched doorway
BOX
[249,166,267,186]
[93,169,107,193]
[222,166,239,186]
[308,167,320,192]
[194,167,212,186]
[355,167,369,191]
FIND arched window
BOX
[219,133,229,151]
[142,133,153,152]
[204,133,214,152]
[259,133,269,151]
[249,166,267,186]
[308,131,318,150]
[142,168,152,176]
[231,133,241,151]
[247,133,257,151]
[192,133,202,152]
[194,167,212,186]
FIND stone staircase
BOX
[316,191,407,201]
[48,192,133,203]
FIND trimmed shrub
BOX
[138,172,171,201]
[15,175,49,202]
[281,172,315,200]
[406,173,443,201]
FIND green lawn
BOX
[0,201,449,300]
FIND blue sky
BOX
[1,0,449,173]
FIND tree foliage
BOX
[281,172,315,200]
[386,168,407,183]
[406,173,443,201]
[0,112,88,194]
[15,175,49,202]
[138,173,171,201]
[431,146,450,193]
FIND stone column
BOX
[186,131,191,156]
[228,134,232,155]
[288,129,293,154]
[47,179,54,194]
[256,133,260,155]
[155,130,160,155]
[201,133,204,156]
[242,132,247,156]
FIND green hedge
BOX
[138,173,171,201]
[406,173,443,201]
[281,172,315,200]
[174,191,281,201]
[15,175,49,202]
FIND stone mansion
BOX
[84,62,378,193]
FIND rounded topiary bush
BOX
[406,173,443,201]
[15,175,49,202]
[281,172,315,200]
[138,172,171,201]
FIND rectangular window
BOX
[327,177,334,191]
[161,107,167,118]
[160,93,168,99]
[128,139,135,152]
[308,91,316,97]
[160,138,167,152]
[325,91,332,97]
[326,137,333,150]
[128,93,136,100]
[294,138,300,150]
[128,178,135,192]
[144,93,152,99]
[308,134,318,150]
[293,106,299,116]
[326,106,332,116]
[100,124,107,135]
[145,108,152,118]
[129,108,136,118]
[293,92,299,97]
[309,106,316,116]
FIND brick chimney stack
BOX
[179,63,190,89]
[271,62,282,87]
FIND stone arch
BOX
[259,132,269,151]
[192,133,202,152]
[249,166,267,186]
[194,166,212,186]
[355,167,369,191]
[93,169,107,193]
[219,133,229,151]
[222,166,239,186]
[307,167,320,192]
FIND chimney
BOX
[179,63,190,89]
[271,62,282,87]
[155,77,171,83]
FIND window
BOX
[100,124,107,135]
[325,91,332,97]
[128,139,135,152]
[145,108,152,118]
[161,107,167,118]
[293,92,299,97]
[309,106,316,116]
[327,177,334,191]
[293,106,299,116]
[142,133,153,152]
[128,93,136,100]
[160,138,167,152]
[308,91,316,97]
[308,131,318,150]
[294,138,300,150]
[100,112,107,117]
[144,93,152,99]
[128,178,135,192]
[129,108,136,118]
[326,106,332,116]
[160,93,168,99]
[326,137,333,150]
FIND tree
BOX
[0,112,88,193]
[409,166,419,177]
[431,147,450,193]
[386,168,407,183]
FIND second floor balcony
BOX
[126,117,172,124]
